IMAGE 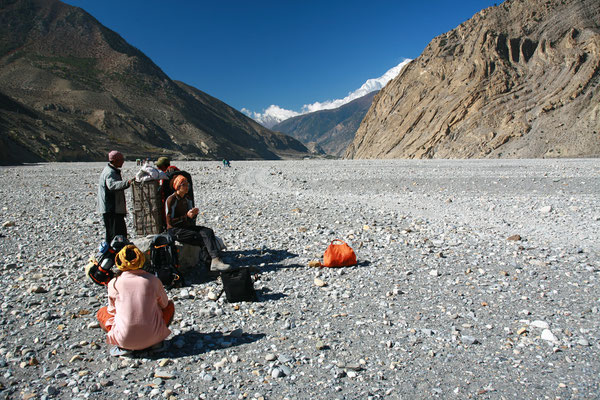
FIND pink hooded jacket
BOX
[104,270,171,350]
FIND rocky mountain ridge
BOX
[0,0,309,165]
[272,91,377,157]
[346,0,600,159]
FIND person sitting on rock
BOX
[96,245,174,356]
[165,175,231,272]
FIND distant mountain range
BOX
[0,0,309,165]
[272,91,377,157]
[346,0,600,159]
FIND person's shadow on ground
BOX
[130,330,266,360]
[256,286,287,301]
[227,248,298,267]
[180,248,302,286]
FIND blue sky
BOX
[63,0,502,120]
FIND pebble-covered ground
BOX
[0,159,598,400]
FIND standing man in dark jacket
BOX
[98,151,132,243]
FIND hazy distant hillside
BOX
[346,0,600,159]
[272,91,377,156]
[0,0,308,164]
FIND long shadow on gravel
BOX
[227,248,298,266]
[227,248,305,273]
[134,330,266,360]
[256,287,287,302]
[176,248,301,286]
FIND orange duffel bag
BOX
[322,239,357,267]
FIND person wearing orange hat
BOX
[97,150,133,243]
[165,175,231,271]
[96,245,174,356]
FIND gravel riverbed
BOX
[0,159,598,399]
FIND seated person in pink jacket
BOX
[96,245,174,356]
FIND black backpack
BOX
[146,233,182,289]
[220,268,257,302]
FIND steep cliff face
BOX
[0,0,308,164]
[346,0,600,159]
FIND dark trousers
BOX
[168,226,219,258]
[103,213,127,243]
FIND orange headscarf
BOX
[171,175,188,190]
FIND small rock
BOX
[271,368,283,378]
[429,269,440,277]
[344,363,362,371]
[308,260,321,268]
[280,365,291,376]
[461,335,479,345]
[29,286,48,294]
[207,291,218,301]
[507,234,521,241]
[45,386,58,396]
[314,278,326,287]
[539,205,552,214]
[214,357,227,369]
[316,341,329,350]
[2,221,15,228]
[158,359,171,367]
[265,353,277,361]
[154,370,175,379]
[89,383,102,392]
[530,320,549,329]
[541,329,559,343]
[577,338,590,347]
[229,328,243,338]
[69,355,83,363]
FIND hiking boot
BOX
[210,257,231,271]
